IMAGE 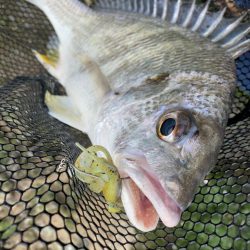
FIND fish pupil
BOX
[160,118,176,136]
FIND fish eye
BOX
[160,118,176,136]
[157,111,191,143]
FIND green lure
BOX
[73,143,122,213]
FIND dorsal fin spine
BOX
[110,0,115,8]
[182,0,196,28]
[228,39,250,59]
[134,0,138,12]
[121,0,126,10]
[152,0,157,17]
[191,0,211,32]
[222,26,250,48]
[161,0,168,20]
[145,0,150,15]
[128,0,132,11]
[212,14,247,43]
[100,0,107,8]
[171,0,181,24]
[202,7,227,37]
[139,0,144,13]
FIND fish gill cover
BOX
[0,0,249,249]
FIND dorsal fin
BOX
[93,0,250,59]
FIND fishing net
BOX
[0,0,249,249]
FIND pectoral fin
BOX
[45,91,84,132]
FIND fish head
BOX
[96,72,229,232]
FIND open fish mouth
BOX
[115,154,182,232]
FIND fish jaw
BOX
[121,178,159,232]
[115,153,182,232]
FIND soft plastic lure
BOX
[73,143,122,213]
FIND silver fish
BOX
[26,0,249,231]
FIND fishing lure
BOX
[73,143,122,213]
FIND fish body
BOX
[26,0,250,231]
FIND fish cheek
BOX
[173,119,224,208]
[188,119,223,171]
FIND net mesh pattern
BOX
[0,1,249,249]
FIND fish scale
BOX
[81,21,234,89]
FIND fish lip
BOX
[114,153,182,231]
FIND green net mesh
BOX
[0,0,249,249]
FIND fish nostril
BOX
[180,159,188,168]
[120,176,130,180]
[193,130,199,138]
[126,158,136,162]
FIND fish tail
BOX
[26,0,91,17]
[93,0,249,58]
[26,0,95,42]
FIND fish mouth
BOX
[114,153,182,232]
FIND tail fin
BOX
[26,0,94,42]
[93,0,250,58]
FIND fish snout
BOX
[114,151,182,229]
[162,170,205,210]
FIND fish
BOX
[25,0,249,232]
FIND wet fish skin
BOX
[26,0,248,231]
[96,71,231,207]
